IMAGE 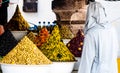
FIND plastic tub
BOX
[50,62,75,73]
[62,39,71,45]
[1,63,51,73]
[11,31,28,41]
[73,57,81,70]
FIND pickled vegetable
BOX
[34,27,50,47]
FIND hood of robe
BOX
[84,2,110,34]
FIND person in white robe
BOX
[78,1,119,73]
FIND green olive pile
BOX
[1,36,52,65]
[26,32,36,43]
[6,5,30,31]
[59,25,74,39]
[40,25,75,62]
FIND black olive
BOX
[0,30,18,57]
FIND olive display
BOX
[6,5,30,31]
[66,29,84,57]
[1,36,52,65]
[34,27,50,47]
[26,31,36,43]
[40,25,75,62]
[59,25,74,39]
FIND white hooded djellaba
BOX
[78,1,119,73]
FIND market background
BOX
[8,0,120,57]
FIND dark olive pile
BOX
[0,30,18,57]
[66,29,84,57]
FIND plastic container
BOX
[1,64,51,73]
[11,31,28,41]
[50,62,75,73]
[62,39,71,45]
[73,57,81,70]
